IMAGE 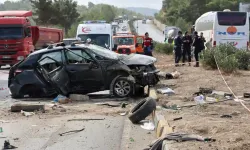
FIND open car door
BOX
[135,36,144,54]
[38,56,70,96]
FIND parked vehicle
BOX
[63,38,78,45]
[9,43,159,98]
[113,33,144,54]
[142,19,146,24]
[195,10,249,49]
[0,10,63,67]
[76,20,113,50]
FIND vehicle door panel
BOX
[64,49,104,93]
[136,36,144,53]
[38,56,70,96]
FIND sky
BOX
[0,0,162,10]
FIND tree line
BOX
[0,0,143,37]
[155,0,250,32]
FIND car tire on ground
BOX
[128,97,156,124]
[113,77,133,98]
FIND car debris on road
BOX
[128,97,156,124]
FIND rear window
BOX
[217,12,247,26]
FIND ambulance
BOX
[76,20,113,50]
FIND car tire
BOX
[128,97,156,124]
[113,77,133,98]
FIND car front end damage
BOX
[129,63,160,86]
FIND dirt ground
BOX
[153,52,250,150]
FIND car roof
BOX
[29,44,96,56]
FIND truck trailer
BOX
[0,10,63,67]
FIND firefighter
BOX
[174,31,183,66]
[192,31,202,67]
[142,32,154,56]
[182,31,193,66]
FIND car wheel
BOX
[113,77,133,98]
[128,97,156,124]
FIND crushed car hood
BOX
[119,54,157,65]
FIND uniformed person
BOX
[174,31,183,66]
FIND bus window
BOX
[217,12,246,26]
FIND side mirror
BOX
[135,43,139,47]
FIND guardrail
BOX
[153,19,165,32]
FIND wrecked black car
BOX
[8,44,159,98]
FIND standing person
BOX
[174,31,183,66]
[142,32,154,56]
[182,31,193,66]
[199,32,206,51]
[192,31,202,67]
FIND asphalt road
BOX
[134,20,165,43]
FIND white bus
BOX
[76,20,113,50]
[194,10,249,49]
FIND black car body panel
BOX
[8,44,159,98]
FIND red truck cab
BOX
[0,11,63,67]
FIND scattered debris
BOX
[95,102,122,107]
[173,117,183,121]
[121,102,128,108]
[21,110,35,117]
[162,104,181,110]
[69,94,89,101]
[128,97,156,124]
[157,88,175,95]
[3,140,17,149]
[205,97,218,102]
[119,112,128,116]
[130,137,135,142]
[243,92,250,98]
[59,128,85,136]
[53,95,72,104]
[11,103,45,112]
[165,73,173,79]
[149,89,158,101]
[67,118,105,122]
[13,138,19,141]
[231,111,241,116]
[220,115,232,118]
[194,95,206,104]
[140,121,155,131]
[199,87,213,95]
[171,71,180,79]
[148,133,216,150]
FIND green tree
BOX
[88,2,95,8]
[53,0,79,37]
[30,0,55,25]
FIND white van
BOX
[195,10,249,49]
[76,20,113,50]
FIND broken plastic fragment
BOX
[140,121,155,131]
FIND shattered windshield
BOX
[87,44,120,60]
[0,27,23,39]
